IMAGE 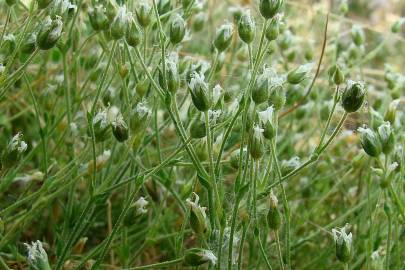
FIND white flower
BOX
[201,250,217,265]
[9,132,28,153]
[93,109,109,128]
[133,197,149,214]
[25,241,50,269]
[134,101,151,117]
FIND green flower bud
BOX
[184,248,217,267]
[268,85,286,111]
[1,133,28,169]
[341,80,366,113]
[384,99,399,124]
[252,68,273,104]
[213,23,234,52]
[259,0,284,19]
[377,122,395,154]
[112,116,129,142]
[170,14,186,44]
[110,6,128,40]
[37,15,63,50]
[88,5,110,32]
[238,10,255,44]
[37,0,54,9]
[157,0,171,15]
[186,193,209,235]
[250,127,265,160]
[332,226,353,263]
[230,148,247,169]
[333,65,345,85]
[126,16,142,47]
[25,241,51,270]
[136,1,152,28]
[351,25,365,46]
[159,58,180,93]
[358,127,382,157]
[21,33,37,54]
[89,110,110,142]
[130,102,151,133]
[190,119,206,139]
[267,192,281,230]
[287,63,313,85]
[188,72,210,112]
[265,16,280,41]
[193,12,206,32]
[258,106,276,140]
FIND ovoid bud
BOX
[238,10,255,44]
[341,80,365,113]
[37,16,63,50]
[259,0,284,20]
[214,23,234,52]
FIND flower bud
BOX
[238,10,255,44]
[89,110,110,142]
[268,85,286,111]
[159,58,180,94]
[341,80,366,113]
[130,102,151,133]
[351,25,365,46]
[110,6,128,40]
[230,148,247,169]
[358,127,382,157]
[333,65,345,85]
[136,1,152,28]
[190,119,206,139]
[126,16,142,47]
[25,241,51,270]
[287,63,313,85]
[252,68,273,104]
[265,16,280,41]
[250,126,265,160]
[188,72,210,112]
[384,99,399,124]
[157,0,171,15]
[88,5,110,32]
[184,248,217,266]
[1,133,28,169]
[267,192,281,230]
[186,193,209,235]
[377,122,395,154]
[259,0,284,19]
[112,116,129,142]
[332,226,353,263]
[214,23,234,52]
[37,16,63,50]
[21,33,37,54]
[193,12,207,32]
[170,14,186,44]
[258,106,276,140]
[37,0,54,9]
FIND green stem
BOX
[124,257,184,270]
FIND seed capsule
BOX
[89,110,110,142]
[252,68,273,104]
[250,126,265,160]
[170,14,186,45]
[258,106,276,140]
[358,127,382,157]
[267,192,281,230]
[159,59,180,94]
[265,15,280,41]
[214,23,234,52]
[184,248,217,266]
[238,10,255,44]
[88,5,110,32]
[112,117,129,142]
[110,6,128,40]
[341,80,366,113]
[259,0,284,19]
[37,16,63,50]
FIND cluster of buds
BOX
[357,121,395,158]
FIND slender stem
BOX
[0,8,11,48]
[275,230,285,270]
[257,230,273,270]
